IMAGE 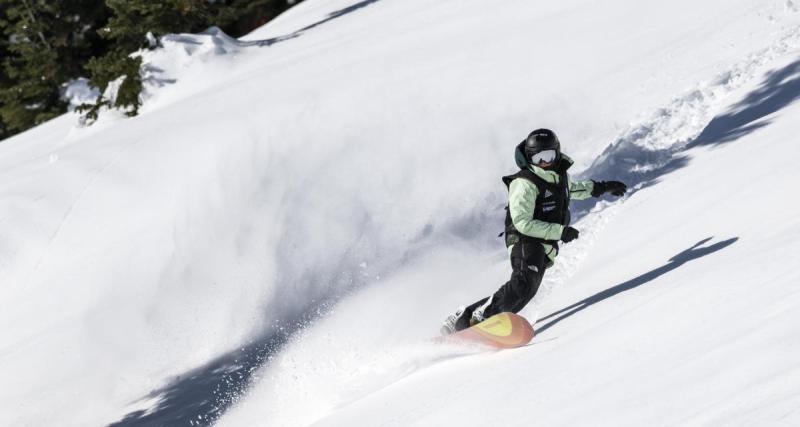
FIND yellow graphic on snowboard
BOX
[438,312,534,349]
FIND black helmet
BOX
[523,128,561,167]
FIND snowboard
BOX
[436,312,535,349]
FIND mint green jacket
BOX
[507,157,594,265]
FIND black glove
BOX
[591,180,628,197]
[561,226,579,243]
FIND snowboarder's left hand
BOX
[591,180,627,197]
[561,226,580,243]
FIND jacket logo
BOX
[544,189,554,198]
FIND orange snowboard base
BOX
[436,312,535,349]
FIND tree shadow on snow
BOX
[247,0,383,47]
[572,57,800,219]
[535,236,738,335]
[106,324,297,427]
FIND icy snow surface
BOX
[1,0,800,426]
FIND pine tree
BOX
[0,0,303,138]
[1,0,65,135]
[0,0,111,139]
[79,0,303,122]
[78,0,223,121]
[0,20,9,140]
[216,0,300,37]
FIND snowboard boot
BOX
[469,297,493,326]
[440,306,466,336]
[470,307,486,326]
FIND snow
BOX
[1,0,800,426]
[61,78,100,111]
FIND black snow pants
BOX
[456,240,549,331]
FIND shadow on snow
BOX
[536,236,738,335]
[107,325,296,427]
[572,57,800,218]
[689,58,800,148]
[247,0,382,47]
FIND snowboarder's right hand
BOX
[561,226,579,243]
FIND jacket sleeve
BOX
[509,178,565,241]
[568,178,594,200]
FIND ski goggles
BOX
[530,149,558,165]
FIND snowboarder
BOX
[441,128,627,335]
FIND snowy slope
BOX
[1,0,799,426]
[224,55,800,427]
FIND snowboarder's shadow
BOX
[535,236,738,335]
